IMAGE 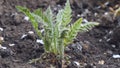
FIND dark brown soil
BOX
[0,0,120,68]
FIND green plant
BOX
[16,0,99,59]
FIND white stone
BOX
[106,38,111,42]
[36,39,44,44]
[104,12,109,15]
[113,55,120,58]
[73,61,80,67]
[21,34,27,39]
[111,45,116,48]
[24,16,29,21]
[98,60,105,65]
[9,43,15,46]
[104,2,109,6]
[103,36,107,39]
[0,45,7,49]
[94,13,98,17]
[99,39,102,42]
[0,27,3,31]
[85,9,90,14]
[28,31,34,34]
[1,47,7,49]
[0,36,4,41]
[109,31,113,34]
[77,14,81,17]
[83,19,88,23]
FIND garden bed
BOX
[0,0,120,68]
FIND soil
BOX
[0,0,120,68]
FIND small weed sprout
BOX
[16,0,99,59]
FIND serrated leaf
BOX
[16,6,30,15]
[78,22,99,32]
[62,0,72,26]
[16,6,43,39]
[30,13,48,26]
[64,18,99,46]
[56,0,72,27]
[33,8,49,25]
[64,18,83,45]
[44,6,54,25]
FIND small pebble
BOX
[113,55,120,58]
[83,19,88,23]
[94,13,98,17]
[99,39,102,42]
[98,60,105,65]
[0,36,4,41]
[71,42,82,52]
[85,9,90,14]
[0,27,3,31]
[106,38,111,42]
[111,45,116,48]
[21,34,27,39]
[28,31,34,34]
[9,44,15,47]
[107,50,113,55]
[104,12,109,15]
[0,37,4,44]
[73,61,80,67]
[2,47,7,50]
[36,39,44,44]
[70,42,83,56]
[104,2,109,6]
[77,14,81,17]
[0,45,7,49]
[103,36,107,39]
[109,30,113,34]
[24,16,29,21]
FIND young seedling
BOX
[16,0,99,65]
